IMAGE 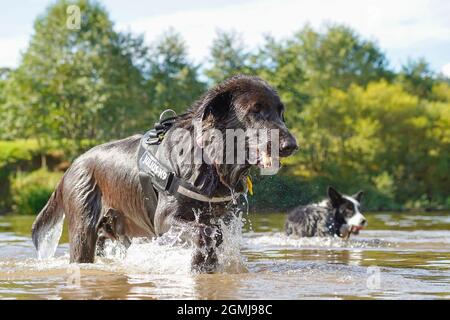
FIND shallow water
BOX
[0,211,449,300]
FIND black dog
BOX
[32,75,298,272]
[285,187,367,239]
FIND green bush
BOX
[0,140,40,167]
[359,186,402,211]
[0,139,66,214]
[10,169,63,215]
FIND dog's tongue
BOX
[351,225,364,234]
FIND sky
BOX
[0,0,449,76]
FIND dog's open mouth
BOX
[342,225,365,239]
[255,150,279,169]
[350,225,364,235]
[258,150,273,168]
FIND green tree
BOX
[289,80,449,209]
[297,24,391,91]
[252,24,391,126]
[0,68,10,139]
[1,0,148,158]
[431,82,450,102]
[145,30,206,117]
[398,58,436,99]
[253,35,309,124]
[419,87,450,207]
[205,30,254,84]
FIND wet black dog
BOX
[32,75,298,272]
[285,187,367,239]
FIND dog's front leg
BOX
[165,216,221,273]
[155,199,222,273]
[191,223,222,273]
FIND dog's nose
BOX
[279,137,298,157]
[361,218,367,226]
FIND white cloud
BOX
[116,0,450,65]
[442,63,450,78]
[0,36,28,68]
[1,0,449,69]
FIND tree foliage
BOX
[289,81,450,209]
[1,0,148,156]
[205,30,254,84]
[144,30,206,117]
[398,58,436,99]
[0,1,449,210]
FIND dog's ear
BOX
[353,191,364,202]
[327,186,343,207]
[95,216,108,232]
[201,91,232,122]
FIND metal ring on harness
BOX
[159,109,177,121]
[146,109,178,145]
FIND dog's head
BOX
[327,186,367,238]
[191,75,298,187]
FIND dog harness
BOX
[137,110,238,204]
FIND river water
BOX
[0,211,449,299]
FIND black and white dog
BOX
[285,187,367,239]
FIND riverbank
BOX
[1,139,449,215]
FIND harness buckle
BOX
[145,135,163,145]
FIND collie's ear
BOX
[353,191,364,202]
[327,186,343,207]
[201,91,232,122]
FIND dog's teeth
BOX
[261,152,272,168]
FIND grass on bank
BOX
[10,168,63,216]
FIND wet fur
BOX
[285,201,343,237]
[32,75,297,272]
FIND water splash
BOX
[97,206,250,275]
[244,232,394,249]
[228,187,238,205]
[101,239,128,261]
[121,235,194,275]
[215,210,248,273]
[241,193,253,231]
[31,193,253,275]
[192,208,202,224]
[37,214,65,260]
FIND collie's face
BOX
[328,186,367,236]
[341,195,367,234]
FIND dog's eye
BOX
[251,103,263,113]
[345,208,355,215]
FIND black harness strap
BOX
[137,110,237,211]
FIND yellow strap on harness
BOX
[246,176,254,196]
